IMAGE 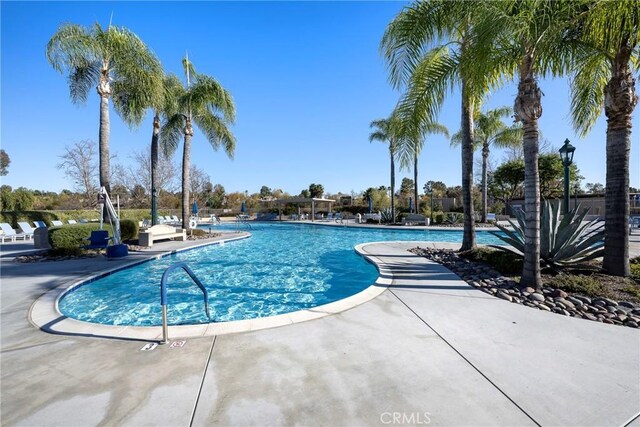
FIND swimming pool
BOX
[59,223,506,326]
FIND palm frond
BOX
[46,23,97,73]
[194,113,236,159]
[160,114,186,157]
[191,75,236,123]
[570,51,609,137]
[68,61,100,103]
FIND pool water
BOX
[59,223,505,326]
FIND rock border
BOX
[410,247,640,329]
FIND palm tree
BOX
[381,0,500,251]
[369,114,402,221]
[570,2,639,276]
[395,118,449,214]
[473,1,584,289]
[451,107,522,222]
[161,56,236,230]
[47,22,161,194]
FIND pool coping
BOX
[28,234,392,342]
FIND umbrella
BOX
[192,201,199,215]
[409,197,413,213]
[368,198,373,213]
[241,201,246,213]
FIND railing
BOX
[235,214,252,231]
[160,262,211,344]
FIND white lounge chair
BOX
[0,223,17,242]
[17,222,35,240]
[68,220,77,225]
[0,223,29,242]
[171,215,180,224]
[33,221,47,228]
[51,220,64,226]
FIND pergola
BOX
[269,197,336,221]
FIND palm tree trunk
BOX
[390,143,395,222]
[481,143,489,223]
[97,68,111,222]
[515,55,542,290]
[603,45,636,276]
[181,118,194,230]
[151,112,160,225]
[414,151,419,214]
[460,83,476,251]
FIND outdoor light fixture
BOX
[559,139,575,214]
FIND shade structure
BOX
[368,198,373,213]
[241,201,246,213]
[192,201,199,215]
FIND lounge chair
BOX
[82,230,111,251]
[17,222,35,240]
[325,213,334,221]
[68,220,77,225]
[171,215,180,224]
[51,220,64,226]
[33,221,47,228]
[79,219,88,223]
[486,213,497,222]
[0,223,18,242]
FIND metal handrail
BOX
[160,262,211,344]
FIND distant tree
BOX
[1,187,35,211]
[189,164,212,205]
[489,159,525,206]
[208,184,226,208]
[308,183,324,198]
[0,150,10,176]
[300,189,311,198]
[537,153,582,199]
[57,140,98,207]
[423,181,447,198]
[585,182,605,194]
[260,185,273,198]
[399,177,414,209]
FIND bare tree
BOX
[57,140,98,207]
[112,149,179,196]
[189,164,212,205]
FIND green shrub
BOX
[461,247,523,275]
[434,212,444,224]
[48,224,113,256]
[444,212,463,225]
[120,219,138,241]
[191,228,207,237]
[630,260,640,282]
[550,274,609,298]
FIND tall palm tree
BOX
[47,22,161,195]
[570,2,639,277]
[161,56,236,230]
[451,107,522,222]
[369,114,402,221]
[395,118,449,214]
[381,0,499,251]
[473,0,584,289]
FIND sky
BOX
[1,1,639,197]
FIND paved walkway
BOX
[1,237,639,426]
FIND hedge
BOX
[120,219,138,241]
[48,224,114,256]
[0,209,154,228]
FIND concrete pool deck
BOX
[1,234,639,426]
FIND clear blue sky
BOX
[1,1,638,196]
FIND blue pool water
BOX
[59,223,505,326]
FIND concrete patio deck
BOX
[1,234,639,426]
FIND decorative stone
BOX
[574,295,592,304]
[530,293,545,302]
[601,298,618,307]
[551,289,568,298]
[498,291,513,302]
[538,303,551,312]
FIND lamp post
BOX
[559,139,575,215]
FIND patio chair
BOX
[171,215,180,224]
[17,222,35,240]
[325,213,334,221]
[82,230,111,251]
[33,221,47,228]
[51,220,64,226]
[0,223,18,242]
[68,220,77,225]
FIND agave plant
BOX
[491,201,604,268]
[380,208,399,224]
[444,213,462,225]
